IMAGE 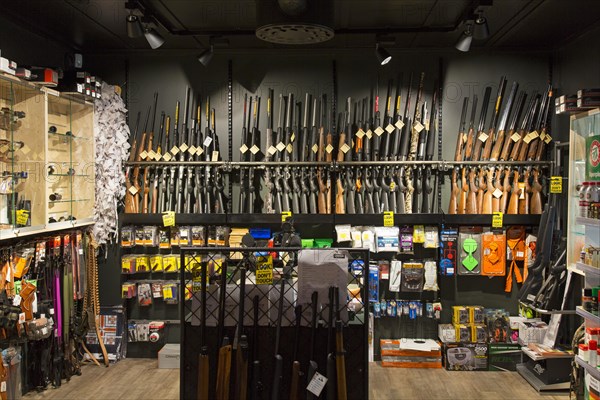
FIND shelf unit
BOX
[0,75,95,241]
[576,356,600,381]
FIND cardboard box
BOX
[438,324,456,343]
[158,343,180,369]
[518,320,548,345]
[471,324,487,343]
[452,306,470,325]
[488,343,522,371]
[444,343,488,371]
[380,339,442,368]
[455,324,471,343]
[469,306,485,324]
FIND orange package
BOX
[482,232,506,276]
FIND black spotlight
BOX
[455,25,473,52]
[198,46,214,66]
[473,15,490,40]
[144,27,165,49]
[126,14,143,38]
[375,43,392,65]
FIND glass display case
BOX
[0,74,95,240]
[568,108,600,272]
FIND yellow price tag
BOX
[492,212,503,228]
[281,211,292,222]
[550,176,562,194]
[16,210,29,225]
[255,255,274,285]
[383,211,394,227]
[162,211,175,227]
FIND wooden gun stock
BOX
[492,170,502,213]
[507,170,520,215]
[530,169,543,214]
[335,320,347,400]
[317,170,328,214]
[500,129,514,161]
[289,361,301,400]
[476,169,486,215]
[518,170,531,215]
[336,177,345,214]
[141,133,154,213]
[500,169,510,213]
[482,169,494,214]
[458,168,467,214]
[448,169,459,215]
[216,342,232,400]
[490,129,505,161]
[466,169,478,214]
[197,350,209,400]
[125,131,147,213]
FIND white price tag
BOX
[162,153,172,161]
[286,144,293,153]
[544,134,552,144]
[179,143,189,152]
[492,188,503,198]
[196,147,204,156]
[1,381,5,392]
[250,145,260,155]
[139,150,148,159]
[365,129,373,139]
[374,126,385,136]
[211,151,219,162]
[276,142,286,152]
[128,186,138,195]
[290,133,296,142]
[13,295,21,306]
[203,136,213,148]
[340,143,351,153]
[18,312,25,324]
[395,119,405,130]
[325,144,334,154]
[154,152,163,161]
[307,372,328,397]
[385,124,395,133]
[312,144,319,154]
[478,132,489,143]
[170,146,180,155]
[511,132,521,142]
[529,130,539,139]
[268,146,277,155]
[188,145,197,156]
[356,129,365,138]
[240,144,249,154]
[414,121,425,133]
[147,150,156,159]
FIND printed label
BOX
[374,127,385,136]
[383,211,394,227]
[240,144,249,154]
[550,176,562,193]
[395,120,405,130]
[162,211,175,227]
[385,124,395,133]
[356,129,365,138]
[492,212,503,228]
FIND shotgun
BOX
[317,95,328,214]
[335,112,347,214]
[175,88,190,213]
[184,93,196,213]
[129,105,150,213]
[193,99,204,213]
[197,259,209,400]
[216,259,232,400]
[405,72,425,213]
[326,287,336,400]
[530,85,552,214]
[334,286,347,400]
[264,89,275,213]
[463,94,478,214]
[158,114,170,213]
[142,92,158,214]
[273,94,285,213]
[236,266,249,400]
[283,94,294,212]
[289,305,303,400]
[151,112,165,213]
[448,98,469,215]
[306,291,319,400]
[124,111,142,213]
[167,101,180,212]
[422,84,437,214]
[270,276,285,400]
[470,87,492,214]
[308,97,319,214]
[239,94,249,213]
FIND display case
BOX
[567,108,600,273]
[0,73,95,240]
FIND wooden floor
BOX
[22,359,567,399]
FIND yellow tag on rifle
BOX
[529,130,539,139]
[147,150,156,159]
[179,143,189,152]
[162,211,175,227]
[340,143,351,154]
[325,144,334,154]
[544,134,552,144]
[16,210,29,226]
[128,185,138,195]
[268,146,277,155]
[511,132,521,142]
[188,145,197,155]
[290,133,295,142]
[281,211,292,222]
[395,120,405,130]
[365,129,373,139]
[492,212,503,228]
[250,145,260,154]
[550,176,562,193]
[383,211,394,227]
[312,144,319,154]
[255,255,274,285]
[170,146,180,155]
[276,142,286,152]
[211,151,219,161]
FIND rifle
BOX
[239,94,249,213]
[498,91,526,213]
[462,94,478,214]
[127,106,151,213]
[422,84,437,214]
[299,94,311,213]
[530,85,552,214]
[274,94,285,213]
[326,286,336,400]
[372,78,381,161]
[216,257,232,400]
[175,88,190,213]
[184,94,196,213]
[167,102,179,211]
[306,291,319,400]
[480,77,507,214]
[405,72,425,214]
[335,111,347,214]
[212,109,226,213]
[344,99,357,214]
[448,98,469,215]
[354,99,367,214]
[249,96,262,213]
[325,106,333,214]
[289,305,303,400]
[308,97,319,213]
[317,95,328,214]
[270,275,285,400]
[159,114,170,213]
[124,111,141,213]
[291,100,303,213]
[236,267,249,400]
[264,89,275,213]
[380,80,394,212]
[194,99,204,213]
[251,295,263,400]
[151,111,165,213]
[142,92,158,213]
[203,97,213,213]
[197,259,209,400]
[283,94,294,212]
[334,286,347,400]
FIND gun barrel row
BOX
[124,78,552,215]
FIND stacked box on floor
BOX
[380,339,442,368]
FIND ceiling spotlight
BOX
[198,46,214,66]
[375,44,392,65]
[144,27,165,49]
[473,14,490,40]
[455,25,473,52]
[126,14,143,38]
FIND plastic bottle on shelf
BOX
[589,340,598,367]
[589,182,600,219]
[580,182,590,218]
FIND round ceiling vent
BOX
[256,23,334,44]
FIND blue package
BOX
[439,227,458,276]
[369,265,379,302]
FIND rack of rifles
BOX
[123,74,551,215]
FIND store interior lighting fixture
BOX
[455,24,473,52]
[375,43,392,65]
[198,46,214,66]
